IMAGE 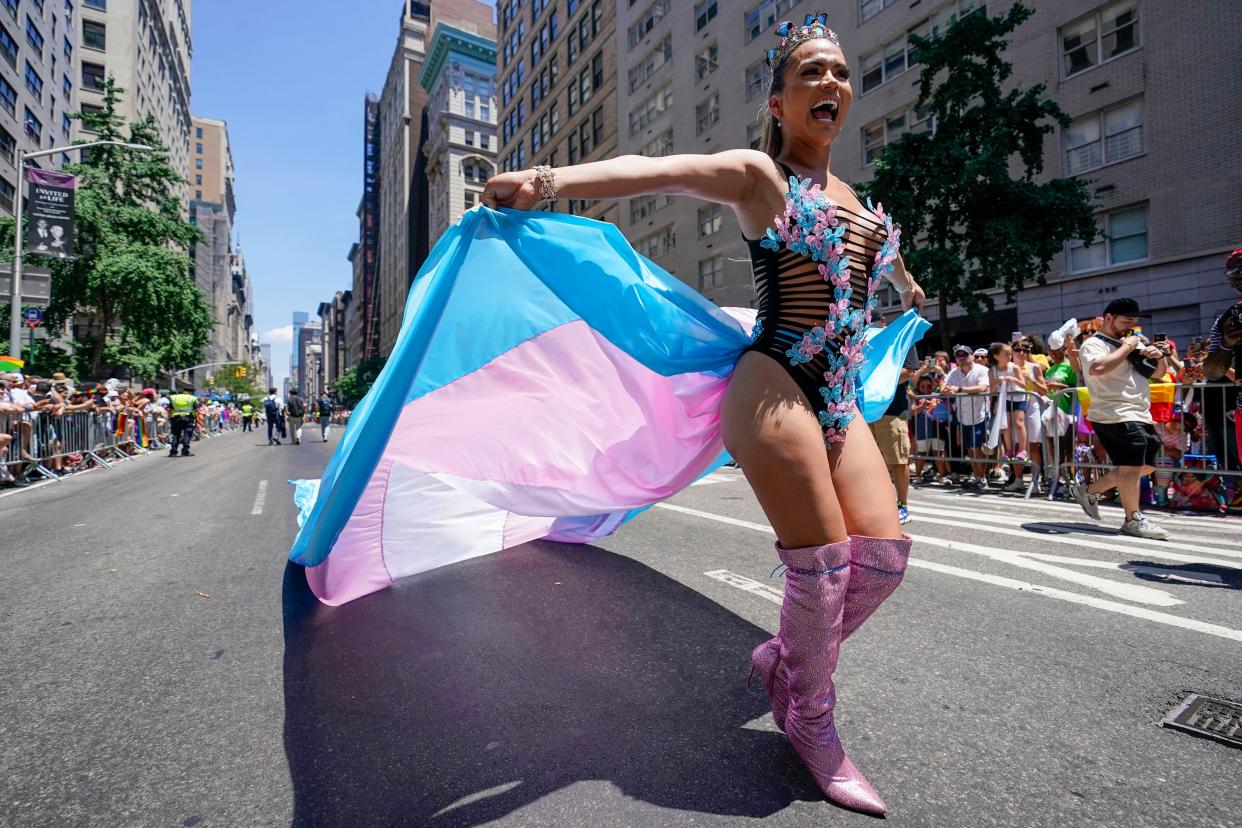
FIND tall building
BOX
[373,0,494,357]
[79,0,192,197]
[317,290,351,391]
[829,0,1241,342]
[295,319,322,399]
[496,0,619,225]
[420,22,497,241]
[188,116,251,388]
[0,0,81,215]
[289,310,309,395]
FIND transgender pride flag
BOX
[289,206,928,605]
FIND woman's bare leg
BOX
[721,352,847,547]
[827,411,905,540]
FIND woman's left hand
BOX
[901,280,926,312]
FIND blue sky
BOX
[192,1,494,389]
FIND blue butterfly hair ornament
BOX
[765,11,839,71]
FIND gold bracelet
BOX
[532,164,558,203]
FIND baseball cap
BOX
[1103,297,1151,317]
[952,344,971,356]
[973,347,988,358]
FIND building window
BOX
[629,83,672,137]
[195,141,203,153]
[861,1,982,93]
[0,0,14,19]
[196,158,203,170]
[82,61,105,91]
[83,18,105,50]
[0,23,16,68]
[696,93,719,135]
[195,174,202,185]
[24,107,42,141]
[1061,1,1139,78]
[1064,98,1143,175]
[464,190,479,211]
[0,177,13,213]
[861,109,907,165]
[196,126,203,138]
[628,0,670,49]
[694,42,718,83]
[744,0,796,43]
[640,128,673,157]
[747,121,762,150]
[698,203,723,239]
[630,34,672,93]
[465,129,474,146]
[630,192,673,224]
[195,190,202,200]
[84,0,105,8]
[0,125,14,163]
[61,113,70,136]
[694,0,717,31]
[1067,205,1148,273]
[698,255,725,290]
[25,15,43,54]
[637,224,676,259]
[62,73,71,96]
[859,0,897,24]
[592,106,603,147]
[23,61,42,99]
[744,60,766,101]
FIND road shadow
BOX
[1125,561,1242,589]
[281,543,813,826]
[1021,521,1122,538]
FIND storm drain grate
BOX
[1162,694,1242,748]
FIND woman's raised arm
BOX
[481,149,768,212]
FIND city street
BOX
[2,430,1240,827]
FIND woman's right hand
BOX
[481,170,542,211]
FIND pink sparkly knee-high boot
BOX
[772,539,887,816]
[751,534,911,734]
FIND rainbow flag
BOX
[0,355,24,373]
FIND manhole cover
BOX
[1162,694,1242,748]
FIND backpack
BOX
[264,397,280,418]
[287,397,306,418]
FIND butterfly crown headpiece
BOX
[764,13,839,71]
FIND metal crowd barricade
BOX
[906,386,1068,500]
[1050,383,1241,510]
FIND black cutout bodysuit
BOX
[743,161,902,443]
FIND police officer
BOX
[240,400,254,432]
[168,386,199,458]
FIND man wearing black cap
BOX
[1064,298,1170,539]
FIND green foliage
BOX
[333,356,387,408]
[861,3,1097,348]
[20,337,80,376]
[1,77,210,380]
[211,362,267,400]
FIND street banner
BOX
[25,168,76,259]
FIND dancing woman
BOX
[482,14,923,816]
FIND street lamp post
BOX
[7,140,154,361]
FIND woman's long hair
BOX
[757,55,789,160]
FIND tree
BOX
[861,3,1097,350]
[333,356,386,408]
[211,362,267,400]
[1,77,211,380]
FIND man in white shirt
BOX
[1065,298,1170,540]
[943,345,991,486]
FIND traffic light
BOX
[206,374,214,386]
[240,365,248,377]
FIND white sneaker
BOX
[1121,513,1169,541]
[1063,478,1101,520]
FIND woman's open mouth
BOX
[811,98,839,124]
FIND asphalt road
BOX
[1,429,1239,827]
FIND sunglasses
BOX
[1014,347,1031,353]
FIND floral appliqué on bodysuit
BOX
[757,174,902,443]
